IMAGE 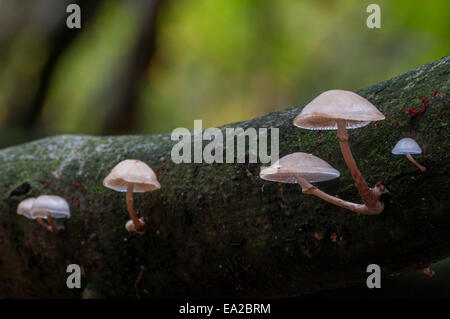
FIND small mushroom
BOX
[392,138,426,172]
[293,90,387,214]
[260,152,384,215]
[29,195,71,235]
[103,159,160,234]
[125,218,146,235]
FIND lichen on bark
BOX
[0,55,449,298]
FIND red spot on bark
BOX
[375,122,379,127]
[76,199,80,208]
[401,108,405,113]
[408,103,428,117]
[433,90,438,97]
[72,182,79,189]
[420,97,429,107]
[394,121,398,126]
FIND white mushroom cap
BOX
[17,198,36,219]
[293,89,385,130]
[30,195,71,219]
[392,138,422,155]
[260,152,340,183]
[103,159,160,192]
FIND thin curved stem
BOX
[294,174,383,215]
[336,120,375,206]
[46,214,63,235]
[127,184,145,232]
[406,153,426,172]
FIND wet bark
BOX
[0,55,449,298]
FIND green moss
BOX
[0,55,449,298]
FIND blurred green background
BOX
[0,0,449,297]
[0,0,449,147]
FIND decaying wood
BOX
[0,55,449,298]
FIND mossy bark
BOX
[0,56,449,298]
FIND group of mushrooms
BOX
[260,89,426,215]
[15,89,426,235]
[17,159,161,235]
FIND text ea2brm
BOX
[178,303,271,316]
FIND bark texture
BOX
[0,55,449,298]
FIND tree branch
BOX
[0,55,449,298]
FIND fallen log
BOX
[0,55,449,298]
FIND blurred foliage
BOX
[0,0,449,297]
[0,0,448,142]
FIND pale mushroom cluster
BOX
[261,89,389,215]
[15,159,160,237]
[17,195,70,235]
[13,89,425,237]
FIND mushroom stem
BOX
[336,119,384,209]
[294,174,383,215]
[47,214,63,235]
[36,217,52,232]
[126,184,145,232]
[406,153,426,172]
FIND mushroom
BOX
[392,137,426,172]
[260,152,385,215]
[103,159,160,234]
[29,195,71,235]
[125,218,146,235]
[293,89,387,214]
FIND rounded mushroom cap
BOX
[30,195,71,219]
[293,89,385,130]
[392,137,422,155]
[17,198,36,219]
[103,159,161,193]
[260,152,340,183]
